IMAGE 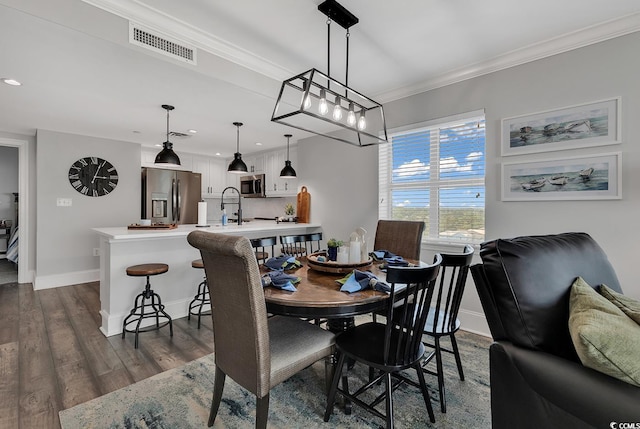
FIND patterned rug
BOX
[59,331,491,428]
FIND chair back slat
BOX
[383,255,442,366]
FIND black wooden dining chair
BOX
[324,256,442,428]
[422,244,474,413]
[250,236,277,264]
[187,231,335,428]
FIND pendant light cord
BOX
[345,28,350,91]
[166,108,170,142]
[327,18,331,88]
[236,124,240,152]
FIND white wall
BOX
[35,130,140,289]
[298,32,640,336]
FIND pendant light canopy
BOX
[155,104,181,165]
[227,122,248,174]
[279,134,297,178]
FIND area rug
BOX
[60,331,491,428]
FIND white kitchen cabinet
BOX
[193,156,227,197]
[244,153,265,174]
[265,146,298,197]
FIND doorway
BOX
[0,137,29,284]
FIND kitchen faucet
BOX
[221,186,243,225]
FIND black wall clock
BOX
[68,156,119,197]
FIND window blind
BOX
[379,110,486,243]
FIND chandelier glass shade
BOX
[155,104,181,165]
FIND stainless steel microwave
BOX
[240,174,265,198]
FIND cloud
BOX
[394,159,429,177]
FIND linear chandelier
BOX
[271,0,388,147]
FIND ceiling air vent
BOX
[168,131,191,138]
[129,22,197,65]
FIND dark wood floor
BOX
[0,281,214,429]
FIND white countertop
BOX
[93,221,322,240]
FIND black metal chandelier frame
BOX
[271,0,388,147]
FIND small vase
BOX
[327,246,338,261]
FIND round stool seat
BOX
[126,263,168,277]
[191,259,204,269]
[255,251,269,260]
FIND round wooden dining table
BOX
[262,257,390,323]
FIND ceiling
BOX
[1,0,639,158]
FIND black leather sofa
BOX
[470,232,640,428]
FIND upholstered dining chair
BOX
[324,256,442,429]
[371,220,425,324]
[373,220,425,260]
[422,244,474,413]
[187,231,335,429]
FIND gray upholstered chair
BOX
[187,231,335,429]
[373,220,425,260]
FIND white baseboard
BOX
[458,308,491,338]
[34,269,99,290]
[100,298,193,337]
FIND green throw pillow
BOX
[598,284,640,325]
[568,277,640,387]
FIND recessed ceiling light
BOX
[215,152,221,156]
[255,142,262,146]
[188,129,197,134]
[2,78,21,86]
[155,143,162,147]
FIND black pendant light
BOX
[279,134,297,178]
[227,121,248,174]
[154,104,181,165]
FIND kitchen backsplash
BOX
[203,196,297,221]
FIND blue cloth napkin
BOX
[371,249,409,268]
[371,249,396,260]
[261,271,300,292]
[384,256,409,267]
[337,270,391,293]
[264,254,302,271]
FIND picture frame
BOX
[502,152,621,201]
[501,97,621,156]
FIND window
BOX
[378,110,485,244]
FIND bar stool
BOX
[122,263,173,348]
[250,236,277,264]
[188,259,211,329]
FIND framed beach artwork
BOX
[502,152,621,201]
[501,97,621,156]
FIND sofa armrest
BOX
[491,341,640,429]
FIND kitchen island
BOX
[93,221,322,337]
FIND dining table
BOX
[261,256,391,332]
[261,254,423,414]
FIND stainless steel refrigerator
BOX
[142,167,201,224]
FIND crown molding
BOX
[376,12,640,103]
[82,1,640,104]
[81,0,293,81]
